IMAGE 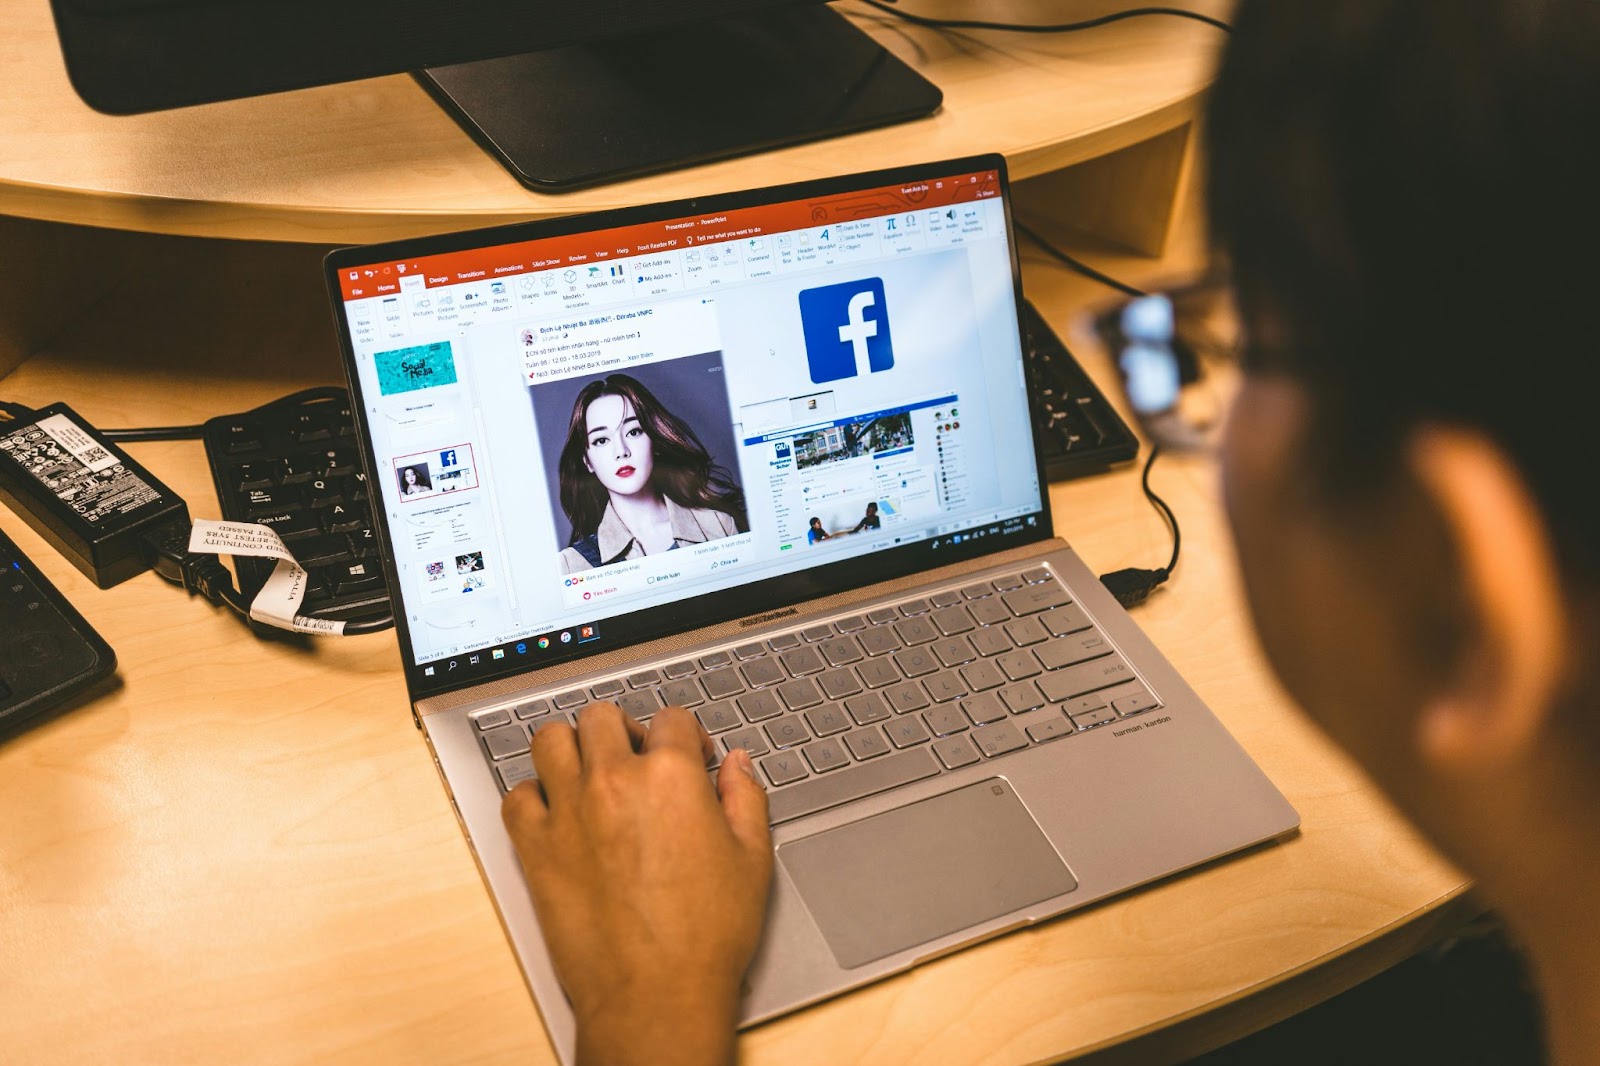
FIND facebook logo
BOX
[798,278,894,384]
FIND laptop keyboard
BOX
[473,568,1163,826]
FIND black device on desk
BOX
[1020,299,1140,479]
[0,524,116,738]
[44,0,940,190]
[202,388,390,630]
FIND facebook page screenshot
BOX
[338,169,1043,669]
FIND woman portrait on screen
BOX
[557,373,746,574]
[398,464,431,497]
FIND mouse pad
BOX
[777,778,1078,969]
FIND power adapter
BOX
[0,401,190,588]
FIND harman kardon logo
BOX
[739,607,800,627]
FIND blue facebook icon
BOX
[798,278,894,384]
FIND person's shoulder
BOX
[676,502,740,537]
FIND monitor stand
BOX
[415,5,943,191]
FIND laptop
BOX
[325,154,1299,1064]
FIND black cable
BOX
[855,1,1231,35]
[101,424,207,443]
[1097,445,1181,608]
[1014,219,1149,298]
[100,385,349,442]
[1008,223,1185,605]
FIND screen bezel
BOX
[325,153,1056,700]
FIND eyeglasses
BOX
[1089,276,1241,453]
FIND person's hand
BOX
[501,702,773,1066]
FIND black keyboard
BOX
[1020,299,1140,480]
[202,387,391,630]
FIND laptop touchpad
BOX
[777,778,1078,970]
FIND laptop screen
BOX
[328,156,1051,693]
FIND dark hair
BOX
[1206,0,1600,585]
[809,516,823,526]
[558,372,746,543]
[400,465,431,489]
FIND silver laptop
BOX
[326,154,1298,1064]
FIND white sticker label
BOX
[36,412,119,472]
[188,519,348,636]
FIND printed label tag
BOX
[188,519,347,636]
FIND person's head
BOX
[1207,0,1600,882]
[558,373,747,542]
[809,517,823,530]
[865,502,878,516]
[402,467,418,486]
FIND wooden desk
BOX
[0,3,1474,1062]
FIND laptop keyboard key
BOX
[960,659,1006,692]
[972,721,1029,757]
[893,647,939,678]
[993,574,1025,591]
[999,681,1045,714]
[845,692,892,726]
[932,605,975,635]
[970,628,1012,657]
[930,590,963,608]
[699,651,732,670]
[778,678,824,711]
[1043,601,1094,633]
[885,682,930,714]
[767,633,802,651]
[932,636,975,668]
[780,647,826,676]
[590,679,625,700]
[627,669,662,688]
[845,727,892,760]
[803,738,851,773]
[933,736,983,770]
[617,690,661,721]
[740,658,785,689]
[817,668,863,700]
[893,617,939,646]
[738,689,785,722]
[701,669,745,700]
[1039,656,1136,702]
[473,709,511,731]
[804,704,853,737]
[1038,632,1112,671]
[856,658,900,689]
[660,678,705,708]
[765,749,940,826]
[922,705,969,737]
[1027,716,1074,744]
[761,751,810,787]
[1003,584,1070,615]
[1004,617,1049,646]
[1114,690,1161,716]
[664,660,696,679]
[734,643,766,660]
[960,693,1008,726]
[483,725,530,761]
[553,690,588,710]
[858,627,901,656]
[885,716,932,748]
[1070,706,1119,730]
[696,701,743,734]
[969,598,1011,627]
[801,624,833,642]
[923,674,967,704]
[819,636,863,666]
[497,754,538,792]
[998,650,1042,681]
[723,727,770,758]
[765,717,811,750]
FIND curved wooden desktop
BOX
[0,2,1475,1063]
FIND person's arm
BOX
[502,703,773,1066]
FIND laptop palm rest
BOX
[777,778,1078,969]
